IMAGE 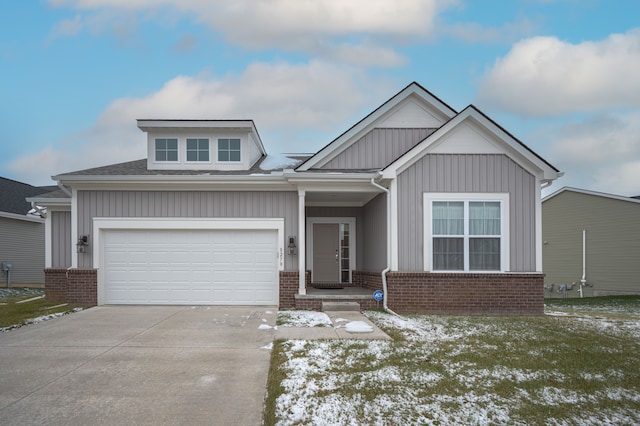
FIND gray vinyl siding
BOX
[321,128,435,169]
[305,206,364,269]
[362,193,387,271]
[397,154,537,272]
[51,211,72,268]
[77,191,298,270]
[542,191,640,297]
[0,216,45,285]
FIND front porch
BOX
[295,285,382,311]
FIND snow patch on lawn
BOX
[278,311,333,327]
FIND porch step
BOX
[322,301,361,312]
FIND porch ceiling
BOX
[305,190,380,207]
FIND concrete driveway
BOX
[0,306,277,426]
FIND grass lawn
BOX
[265,296,640,425]
[0,290,82,331]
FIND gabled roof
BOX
[380,105,562,182]
[543,187,640,204]
[296,82,457,171]
[0,177,57,215]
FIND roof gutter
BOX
[30,202,47,219]
[370,174,400,317]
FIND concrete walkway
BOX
[0,306,391,426]
[275,310,392,340]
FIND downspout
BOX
[580,229,586,298]
[30,202,47,219]
[370,175,400,316]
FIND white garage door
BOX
[103,229,278,305]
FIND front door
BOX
[312,223,339,282]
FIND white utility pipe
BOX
[370,176,400,316]
[580,229,586,298]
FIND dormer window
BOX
[218,138,241,162]
[155,138,178,162]
[186,138,210,162]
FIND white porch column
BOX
[298,189,306,295]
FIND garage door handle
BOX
[336,249,339,262]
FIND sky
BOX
[1,0,639,196]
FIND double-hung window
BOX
[427,194,508,272]
[155,138,178,162]
[218,138,241,162]
[186,138,209,162]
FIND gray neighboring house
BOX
[542,187,640,298]
[0,177,57,287]
[31,82,562,314]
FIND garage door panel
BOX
[104,228,278,305]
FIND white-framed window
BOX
[186,138,210,162]
[424,193,509,272]
[217,138,241,162]
[155,138,178,162]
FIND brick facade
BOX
[45,268,97,306]
[352,270,383,291]
[386,272,544,315]
[279,271,310,309]
[44,268,68,303]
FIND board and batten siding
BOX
[0,216,45,285]
[77,191,298,270]
[542,191,640,297]
[321,128,435,169]
[362,193,387,271]
[397,154,537,272]
[51,211,72,268]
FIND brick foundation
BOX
[352,270,383,291]
[294,297,381,311]
[279,271,310,309]
[45,268,98,306]
[386,272,544,315]
[44,268,68,303]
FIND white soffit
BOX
[378,98,447,128]
[428,120,503,154]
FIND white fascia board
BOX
[55,174,294,191]
[382,108,561,182]
[0,211,45,223]
[137,119,254,131]
[25,197,71,207]
[297,84,456,171]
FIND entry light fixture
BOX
[77,235,89,253]
[288,236,297,255]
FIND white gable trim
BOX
[381,107,561,182]
[297,83,456,171]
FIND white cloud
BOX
[477,29,640,116]
[47,0,456,66]
[443,17,538,44]
[536,111,640,196]
[7,61,391,184]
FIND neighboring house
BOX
[30,82,562,314]
[542,187,640,298]
[0,177,57,287]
